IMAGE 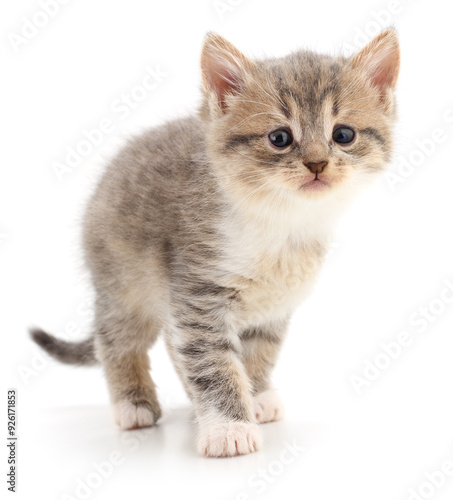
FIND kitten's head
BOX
[200,31,400,205]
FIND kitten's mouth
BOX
[299,176,329,192]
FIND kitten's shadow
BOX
[39,404,327,467]
[38,404,194,456]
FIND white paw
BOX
[253,390,284,424]
[113,400,158,430]
[197,421,262,457]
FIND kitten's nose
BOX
[304,160,328,174]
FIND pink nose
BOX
[304,161,328,174]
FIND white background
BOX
[2,0,453,499]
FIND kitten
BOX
[31,30,400,457]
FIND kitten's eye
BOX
[268,129,293,148]
[332,126,355,144]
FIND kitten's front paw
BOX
[197,422,262,457]
[113,399,161,430]
[253,390,284,424]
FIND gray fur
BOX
[30,328,97,365]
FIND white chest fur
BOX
[237,242,325,326]
[220,195,337,328]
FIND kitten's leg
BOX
[175,334,261,457]
[241,320,288,424]
[168,302,261,457]
[95,311,162,430]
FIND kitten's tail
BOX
[29,328,98,366]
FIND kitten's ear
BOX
[201,33,254,114]
[352,29,400,93]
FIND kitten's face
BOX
[201,32,400,204]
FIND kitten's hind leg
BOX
[95,313,162,430]
[241,320,288,424]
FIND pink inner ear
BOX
[353,31,400,95]
[367,52,399,92]
[202,47,247,110]
[208,64,242,109]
